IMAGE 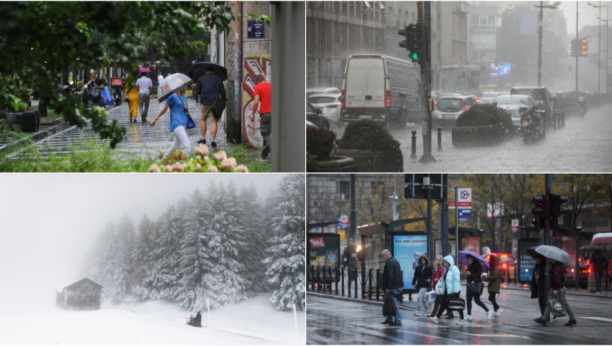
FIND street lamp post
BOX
[598,6,610,93]
[535,2,561,87]
[589,1,606,93]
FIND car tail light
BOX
[461,100,469,111]
[434,102,438,110]
[501,255,508,257]
[386,90,391,108]
[502,264,507,269]
[341,90,346,108]
[326,104,338,108]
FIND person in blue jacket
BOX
[429,255,465,325]
[150,86,191,157]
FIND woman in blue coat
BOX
[429,255,465,325]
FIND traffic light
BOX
[571,38,588,57]
[532,194,548,229]
[550,194,570,218]
[398,23,424,63]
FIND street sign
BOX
[458,209,472,219]
[340,215,348,226]
[247,20,265,39]
[571,38,588,57]
[448,201,472,208]
[458,188,472,202]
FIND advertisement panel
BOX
[461,237,481,254]
[518,238,540,283]
[307,234,340,268]
[391,234,428,291]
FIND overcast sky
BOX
[559,1,612,36]
[0,174,291,313]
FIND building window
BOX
[338,181,350,199]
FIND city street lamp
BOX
[589,1,606,93]
[535,2,561,87]
[597,7,610,93]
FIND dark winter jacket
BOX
[196,73,226,105]
[466,259,483,284]
[412,255,433,290]
[591,251,609,272]
[382,256,404,291]
[531,261,547,298]
[550,261,566,290]
[194,312,202,324]
[487,256,501,294]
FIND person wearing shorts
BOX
[195,67,226,149]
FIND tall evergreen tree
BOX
[264,175,306,311]
[148,205,182,300]
[131,214,155,301]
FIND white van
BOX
[340,54,422,124]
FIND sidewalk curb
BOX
[500,285,612,299]
[308,292,416,311]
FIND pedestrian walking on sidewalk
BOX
[150,86,191,157]
[413,255,432,317]
[590,249,609,293]
[429,261,445,317]
[381,249,403,327]
[122,73,139,123]
[195,67,226,149]
[436,255,452,318]
[136,72,154,122]
[531,255,547,314]
[534,259,578,327]
[249,75,272,159]
[430,255,465,325]
[487,255,502,317]
[466,254,493,321]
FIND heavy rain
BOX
[306,1,612,172]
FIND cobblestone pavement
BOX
[30,97,228,158]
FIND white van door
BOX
[345,58,385,108]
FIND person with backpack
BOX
[412,255,432,317]
[465,254,493,321]
[195,67,226,149]
[487,255,503,317]
[380,249,403,327]
[429,255,465,325]
[534,259,577,327]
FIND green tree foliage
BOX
[0,2,233,148]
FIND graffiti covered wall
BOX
[242,55,271,149]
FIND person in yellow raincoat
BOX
[122,73,140,123]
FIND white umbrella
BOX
[527,245,571,265]
[158,73,193,102]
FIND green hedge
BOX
[338,120,401,153]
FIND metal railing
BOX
[307,265,384,301]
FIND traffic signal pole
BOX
[419,1,435,163]
[576,2,579,92]
[544,174,552,300]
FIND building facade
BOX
[55,278,103,310]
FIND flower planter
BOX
[316,155,359,172]
[452,125,500,147]
[334,149,403,172]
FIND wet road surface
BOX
[330,105,612,172]
[307,284,612,345]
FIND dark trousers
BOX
[139,93,150,120]
[260,112,271,158]
[595,270,603,292]
[488,293,500,311]
[436,293,464,319]
[537,290,547,315]
[467,290,489,315]
[430,294,444,317]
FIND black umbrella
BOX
[579,244,605,252]
[187,62,228,82]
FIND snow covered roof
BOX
[55,278,103,292]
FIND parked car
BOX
[340,54,422,124]
[432,95,477,129]
[479,92,500,104]
[308,93,342,124]
[306,101,330,130]
[307,87,340,99]
[510,86,555,126]
[494,94,537,129]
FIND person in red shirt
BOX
[429,261,445,317]
[249,75,272,159]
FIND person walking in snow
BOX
[430,255,465,325]
[534,259,578,327]
[429,260,445,317]
[381,249,403,327]
[465,254,493,321]
[487,254,503,317]
[412,255,432,317]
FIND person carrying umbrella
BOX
[590,249,609,293]
[531,246,577,327]
[531,255,547,314]
[195,66,226,149]
[465,254,493,321]
[151,74,195,157]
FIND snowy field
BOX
[0,294,305,345]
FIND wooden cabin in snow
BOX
[55,278,103,310]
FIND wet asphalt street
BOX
[307,284,612,345]
[330,104,612,172]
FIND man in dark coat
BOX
[531,255,547,314]
[195,67,227,149]
[381,249,403,326]
[535,259,577,327]
[590,250,609,293]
